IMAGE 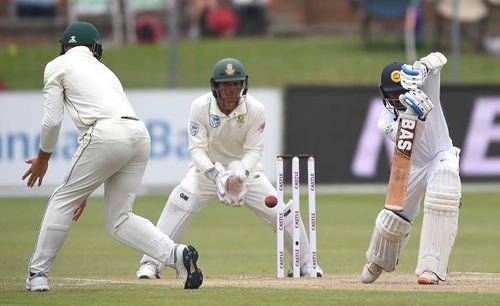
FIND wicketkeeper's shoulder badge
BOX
[190,121,199,136]
[225,64,235,76]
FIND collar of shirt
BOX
[65,46,94,57]
[209,96,247,118]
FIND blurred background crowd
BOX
[1,0,499,193]
[1,0,500,50]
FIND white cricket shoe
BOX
[416,271,439,285]
[361,262,383,283]
[136,261,160,279]
[25,272,49,292]
[174,244,203,289]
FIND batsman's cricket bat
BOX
[385,110,418,212]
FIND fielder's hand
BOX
[22,150,51,188]
[73,199,87,221]
[399,89,434,121]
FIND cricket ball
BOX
[265,195,278,208]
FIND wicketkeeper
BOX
[361,52,461,285]
[136,57,323,278]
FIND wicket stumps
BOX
[276,154,317,278]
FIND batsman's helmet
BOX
[210,58,248,98]
[60,21,103,60]
[379,62,407,114]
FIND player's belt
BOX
[121,116,139,121]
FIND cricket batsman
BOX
[136,57,323,278]
[361,52,461,284]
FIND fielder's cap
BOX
[380,62,404,92]
[60,21,101,46]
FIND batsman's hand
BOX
[399,89,434,121]
[400,63,427,90]
[419,52,447,75]
[73,199,87,221]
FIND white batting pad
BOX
[416,166,461,280]
[366,209,412,272]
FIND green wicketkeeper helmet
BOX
[60,21,103,60]
[210,58,248,98]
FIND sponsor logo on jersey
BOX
[209,114,221,128]
[190,121,199,136]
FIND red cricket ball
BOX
[265,195,278,208]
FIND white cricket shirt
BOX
[40,46,136,153]
[378,71,453,167]
[188,93,266,173]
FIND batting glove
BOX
[399,89,434,121]
[400,63,427,90]
[419,52,447,75]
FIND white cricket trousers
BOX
[28,118,177,274]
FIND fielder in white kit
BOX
[136,57,323,278]
[22,21,202,291]
[361,52,461,285]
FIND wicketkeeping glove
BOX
[223,175,248,207]
[213,162,231,203]
[212,162,247,207]
[399,89,434,121]
[223,160,248,206]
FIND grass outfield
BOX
[1,192,499,305]
[1,36,500,90]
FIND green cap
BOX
[60,21,101,46]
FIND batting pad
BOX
[416,166,461,280]
[366,209,412,272]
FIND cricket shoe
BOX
[136,261,160,279]
[287,264,324,277]
[416,271,439,285]
[175,244,203,289]
[25,272,49,292]
[361,262,383,283]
